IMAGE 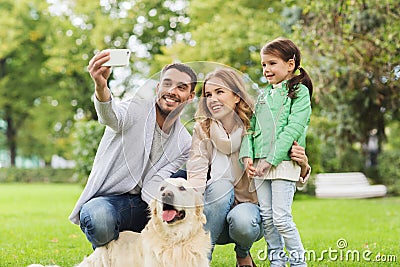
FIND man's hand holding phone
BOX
[87,50,112,101]
[87,49,131,102]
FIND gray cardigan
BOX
[69,96,191,224]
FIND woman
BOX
[187,68,310,267]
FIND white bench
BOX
[315,172,387,199]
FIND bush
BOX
[305,131,323,174]
[318,140,364,173]
[71,120,105,185]
[0,167,75,183]
[377,150,400,195]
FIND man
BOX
[69,50,197,248]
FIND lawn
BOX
[0,183,399,267]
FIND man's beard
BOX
[156,100,186,121]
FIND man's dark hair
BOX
[161,63,197,92]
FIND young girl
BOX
[240,38,312,267]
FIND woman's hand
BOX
[290,141,311,182]
[243,157,256,178]
[290,141,307,167]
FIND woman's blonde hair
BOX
[196,68,254,136]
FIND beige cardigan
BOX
[187,122,258,204]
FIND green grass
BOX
[0,184,92,267]
[1,184,399,266]
[214,195,400,267]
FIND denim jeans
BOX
[255,179,306,267]
[204,179,264,260]
[79,193,149,248]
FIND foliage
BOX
[378,151,400,196]
[153,0,288,85]
[154,0,400,179]
[0,0,192,166]
[305,116,329,174]
[376,121,400,195]
[382,120,400,150]
[1,183,399,266]
[377,150,400,195]
[292,0,400,160]
[0,0,54,164]
[71,120,105,184]
[0,167,75,183]
[1,0,399,185]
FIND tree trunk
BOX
[5,107,16,167]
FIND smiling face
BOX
[203,77,240,122]
[155,68,195,117]
[261,53,295,85]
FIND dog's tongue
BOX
[162,210,177,222]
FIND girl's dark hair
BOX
[261,37,313,100]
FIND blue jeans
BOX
[79,193,149,248]
[204,179,264,259]
[255,179,306,267]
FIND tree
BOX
[0,0,195,165]
[42,0,197,161]
[292,0,400,168]
[0,0,53,165]
[153,0,289,87]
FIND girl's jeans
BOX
[79,193,149,248]
[255,179,306,267]
[203,179,264,259]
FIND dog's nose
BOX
[162,190,173,197]
[162,190,174,204]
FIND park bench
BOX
[315,172,387,199]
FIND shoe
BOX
[236,254,257,267]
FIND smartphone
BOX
[102,49,131,67]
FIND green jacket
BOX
[239,81,311,166]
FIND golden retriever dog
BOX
[77,177,211,267]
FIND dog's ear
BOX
[148,199,163,230]
[198,209,207,225]
[150,199,157,217]
[194,193,206,224]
